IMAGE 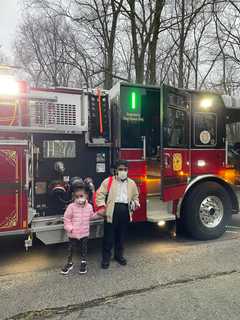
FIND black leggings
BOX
[67,237,88,263]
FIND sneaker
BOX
[61,262,74,275]
[79,260,87,274]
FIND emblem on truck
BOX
[173,153,182,171]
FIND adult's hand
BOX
[130,200,140,211]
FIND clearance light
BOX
[197,160,206,167]
[0,75,19,96]
[158,220,166,227]
[200,98,212,109]
[178,170,188,177]
[145,177,161,183]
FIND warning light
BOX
[219,168,237,184]
[0,75,19,96]
[131,91,136,110]
[200,98,212,109]
[121,86,142,116]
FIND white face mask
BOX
[75,196,86,205]
[117,170,128,181]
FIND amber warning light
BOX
[219,168,237,184]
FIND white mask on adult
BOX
[117,170,128,181]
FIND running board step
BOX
[147,197,176,223]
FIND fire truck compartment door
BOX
[161,86,190,201]
[0,143,27,232]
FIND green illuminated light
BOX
[131,91,136,110]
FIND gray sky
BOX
[0,0,20,59]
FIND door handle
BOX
[141,136,146,160]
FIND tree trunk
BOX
[104,49,114,89]
[128,0,144,83]
[135,56,145,84]
[178,0,185,88]
[146,0,165,85]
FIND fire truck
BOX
[0,67,240,248]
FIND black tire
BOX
[182,181,232,240]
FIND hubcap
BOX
[199,196,224,228]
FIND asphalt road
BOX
[1,215,240,320]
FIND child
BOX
[61,185,98,275]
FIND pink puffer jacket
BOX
[64,201,97,239]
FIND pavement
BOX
[1,216,240,320]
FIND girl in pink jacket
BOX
[61,185,98,275]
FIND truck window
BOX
[194,113,217,146]
[226,111,240,167]
[165,108,187,147]
[226,120,240,145]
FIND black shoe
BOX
[101,261,110,269]
[114,256,127,266]
[61,262,74,275]
[79,260,87,274]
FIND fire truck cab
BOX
[110,82,240,240]
[0,69,240,246]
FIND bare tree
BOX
[183,10,213,89]
[115,27,134,82]
[49,0,124,89]
[211,0,240,94]
[15,12,71,87]
[169,0,215,88]
[122,0,165,84]
[15,0,240,94]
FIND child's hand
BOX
[96,207,106,217]
[97,211,106,217]
[97,206,105,213]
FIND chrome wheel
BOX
[199,196,224,228]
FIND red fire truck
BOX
[0,68,240,247]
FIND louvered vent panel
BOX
[30,103,78,127]
[48,104,77,126]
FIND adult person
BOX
[96,160,140,269]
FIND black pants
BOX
[67,237,88,263]
[102,203,130,262]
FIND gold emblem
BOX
[0,150,17,164]
[0,212,17,228]
[173,153,182,171]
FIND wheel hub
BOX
[199,196,224,228]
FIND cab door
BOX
[161,85,190,201]
[0,142,28,232]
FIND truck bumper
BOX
[30,215,104,245]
